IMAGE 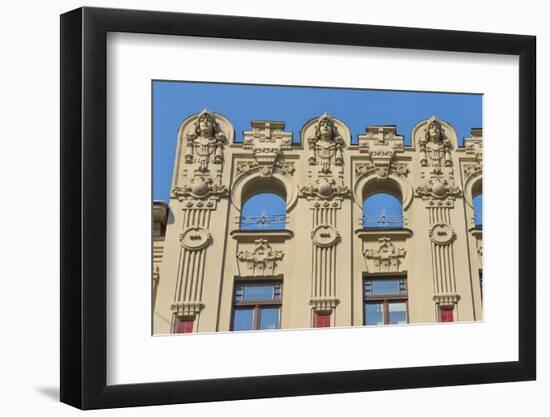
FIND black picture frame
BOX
[60,6,536,410]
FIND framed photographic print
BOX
[60,6,536,410]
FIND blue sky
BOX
[153,80,482,206]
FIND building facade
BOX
[153,109,483,334]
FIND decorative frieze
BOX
[236,239,284,276]
[363,237,406,273]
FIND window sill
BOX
[355,228,413,240]
[231,229,294,242]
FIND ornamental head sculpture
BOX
[315,113,338,142]
[425,117,443,143]
[194,108,218,139]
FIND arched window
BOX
[239,179,287,230]
[363,193,403,229]
[473,193,482,227]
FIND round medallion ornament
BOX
[311,225,340,247]
[431,181,446,197]
[318,182,333,197]
[191,180,209,196]
[429,224,456,245]
[180,226,212,250]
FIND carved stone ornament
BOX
[419,116,453,174]
[356,126,406,178]
[180,226,212,251]
[415,178,462,202]
[171,301,203,318]
[184,108,226,172]
[363,237,406,272]
[172,176,228,201]
[237,239,284,275]
[311,225,340,247]
[236,160,295,177]
[464,162,482,181]
[429,224,456,246]
[307,113,344,173]
[355,160,410,179]
[241,121,293,177]
[309,297,339,312]
[433,294,460,307]
[299,177,350,200]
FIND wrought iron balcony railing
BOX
[238,214,287,230]
[362,211,403,229]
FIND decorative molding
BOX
[172,175,228,201]
[236,160,295,177]
[171,301,203,318]
[433,294,461,307]
[230,229,294,242]
[415,177,462,205]
[180,226,212,251]
[311,225,340,247]
[237,239,284,276]
[299,177,350,200]
[363,237,406,272]
[152,265,160,284]
[309,297,339,312]
[355,228,413,240]
[241,121,293,176]
[429,224,456,246]
[356,125,407,178]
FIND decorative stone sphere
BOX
[431,181,446,196]
[318,182,333,196]
[192,180,209,196]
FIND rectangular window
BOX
[175,319,194,333]
[364,276,408,326]
[439,307,454,322]
[315,313,331,328]
[231,282,282,331]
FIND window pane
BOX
[240,193,286,230]
[365,303,384,325]
[232,308,254,331]
[369,279,402,296]
[363,193,403,228]
[242,284,279,301]
[259,307,280,330]
[388,302,407,324]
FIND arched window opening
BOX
[473,194,482,227]
[239,179,287,230]
[363,193,403,229]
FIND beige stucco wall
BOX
[153,110,483,334]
